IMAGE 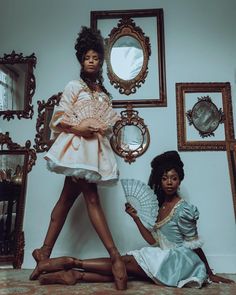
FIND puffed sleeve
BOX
[49,80,83,138]
[178,202,203,249]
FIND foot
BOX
[39,270,78,285]
[32,245,52,263]
[29,257,75,280]
[110,253,127,290]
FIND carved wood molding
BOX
[34,92,62,152]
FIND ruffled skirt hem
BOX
[46,160,118,185]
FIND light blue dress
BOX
[127,199,208,288]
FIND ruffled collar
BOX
[155,199,184,229]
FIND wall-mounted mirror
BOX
[105,18,151,95]
[34,92,62,152]
[0,132,36,268]
[110,106,150,163]
[186,96,224,138]
[91,9,167,108]
[176,82,235,151]
[0,51,37,120]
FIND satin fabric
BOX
[44,79,119,183]
[127,200,208,288]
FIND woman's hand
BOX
[209,273,235,284]
[71,121,99,138]
[125,203,138,220]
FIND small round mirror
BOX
[110,108,150,163]
[119,125,145,151]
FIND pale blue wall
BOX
[0,0,236,272]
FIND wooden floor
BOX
[0,269,235,295]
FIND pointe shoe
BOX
[111,256,128,290]
[30,257,75,281]
[39,270,77,285]
[32,246,51,263]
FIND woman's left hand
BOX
[209,273,235,284]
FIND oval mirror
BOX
[105,18,151,95]
[110,107,150,163]
[110,36,144,81]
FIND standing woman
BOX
[30,26,127,290]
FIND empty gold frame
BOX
[176,82,235,151]
[0,132,36,268]
[105,18,151,95]
[0,51,37,120]
[91,9,167,108]
[34,92,62,152]
[110,106,150,163]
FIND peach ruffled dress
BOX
[44,79,119,184]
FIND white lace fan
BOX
[121,178,159,229]
[62,100,120,129]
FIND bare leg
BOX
[77,255,148,279]
[79,179,127,290]
[36,255,148,285]
[39,269,113,285]
[30,177,81,279]
[29,255,148,281]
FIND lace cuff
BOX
[183,237,204,249]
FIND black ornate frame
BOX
[0,132,36,268]
[0,51,37,120]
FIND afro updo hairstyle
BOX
[148,150,184,206]
[74,26,111,97]
[74,26,105,65]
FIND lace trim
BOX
[155,199,184,229]
[79,79,111,104]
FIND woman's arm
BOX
[193,248,234,284]
[59,120,100,138]
[125,203,156,245]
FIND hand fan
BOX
[62,100,120,129]
[121,178,159,229]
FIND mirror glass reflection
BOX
[119,125,144,151]
[0,64,28,111]
[0,154,24,256]
[110,36,144,80]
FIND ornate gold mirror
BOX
[186,96,224,138]
[0,51,36,120]
[110,106,150,163]
[0,132,36,268]
[34,92,62,152]
[91,9,167,107]
[105,18,151,95]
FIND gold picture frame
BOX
[176,82,235,151]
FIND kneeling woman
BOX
[31,151,234,287]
